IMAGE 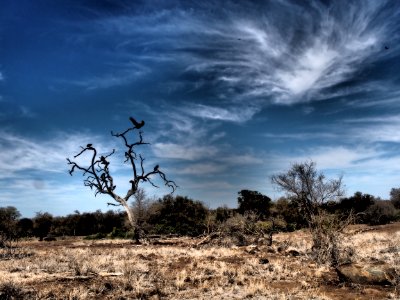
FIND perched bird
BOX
[129,117,145,129]
[154,165,159,172]
[87,144,93,148]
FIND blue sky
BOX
[1,0,400,217]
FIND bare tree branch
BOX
[67,117,178,243]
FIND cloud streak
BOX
[183,104,259,123]
[62,0,399,126]
[0,131,118,178]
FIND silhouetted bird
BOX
[129,117,145,129]
[87,144,92,148]
[154,165,159,172]
[385,46,389,50]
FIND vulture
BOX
[129,117,145,129]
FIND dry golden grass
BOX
[0,223,399,299]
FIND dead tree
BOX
[67,117,177,243]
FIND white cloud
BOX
[66,1,397,117]
[184,104,259,123]
[0,131,116,178]
[276,44,338,97]
[344,114,400,144]
[220,154,263,165]
[177,163,227,175]
[0,131,155,215]
[153,142,218,161]
[263,132,338,140]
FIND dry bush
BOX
[210,212,276,247]
[0,282,34,299]
[310,211,354,266]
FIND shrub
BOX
[109,227,132,239]
[237,190,272,219]
[390,188,400,209]
[271,197,307,230]
[272,161,350,266]
[147,195,208,236]
[0,282,30,299]
[0,207,20,248]
[364,200,397,225]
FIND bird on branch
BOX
[154,165,159,172]
[129,117,145,129]
[87,144,93,148]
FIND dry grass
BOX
[0,223,399,299]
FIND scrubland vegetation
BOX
[1,179,400,299]
[1,120,400,298]
[0,223,399,299]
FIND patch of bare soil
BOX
[0,223,399,299]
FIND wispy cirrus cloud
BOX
[177,163,227,175]
[0,131,116,178]
[153,142,218,161]
[68,1,400,112]
[183,104,259,123]
[61,62,150,90]
[0,131,134,215]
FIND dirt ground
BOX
[0,223,399,299]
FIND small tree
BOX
[67,117,177,243]
[364,200,397,225]
[338,192,375,223]
[0,206,20,248]
[272,161,348,266]
[147,195,208,236]
[390,188,400,209]
[130,188,151,240]
[33,212,53,241]
[237,189,272,219]
[16,218,34,238]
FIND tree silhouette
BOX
[237,189,271,219]
[67,117,177,243]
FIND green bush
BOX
[147,195,208,236]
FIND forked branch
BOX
[67,117,177,219]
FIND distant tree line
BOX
[1,187,399,242]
